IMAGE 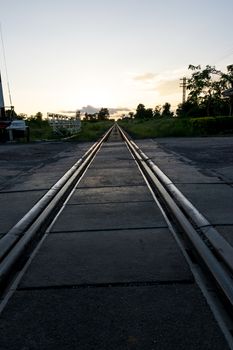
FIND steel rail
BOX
[117,124,233,312]
[0,124,114,292]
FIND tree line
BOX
[83,108,110,121]
[177,64,233,117]
[122,64,233,120]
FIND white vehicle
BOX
[6,120,29,141]
[6,120,28,131]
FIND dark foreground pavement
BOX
[0,135,230,349]
[137,137,233,247]
[0,141,92,237]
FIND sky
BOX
[0,0,233,117]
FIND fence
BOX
[47,113,81,134]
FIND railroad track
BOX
[0,123,233,349]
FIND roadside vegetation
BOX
[118,116,233,138]
[16,110,113,142]
[119,64,233,138]
[26,113,54,141]
[72,108,114,141]
[4,64,233,141]
[71,120,114,141]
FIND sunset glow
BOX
[1,0,233,117]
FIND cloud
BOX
[156,79,180,96]
[80,105,100,114]
[133,72,157,81]
[109,107,131,114]
[132,68,188,86]
[59,110,76,114]
[80,105,131,115]
[60,105,131,116]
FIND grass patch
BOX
[25,119,114,142]
[67,120,114,141]
[27,119,54,141]
[118,116,233,138]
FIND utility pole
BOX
[180,77,187,104]
[0,70,5,120]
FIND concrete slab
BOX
[175,183,233,225]
[89,158,136,169]
[208,225,233,246]
[102,141,125,148]
[51,201,167,232]
[94,150,133,161]
[0,142,92,191]
[19,228,192,288]
[77,168,145,188]
[88,143,136,169]
[160,165,221,184]
[0,168,28,189]
[90,146,137,168]
[146,137,233,173]
[102,141,126,148]
[136,140,222,184]
[7,172,60,191]
[94,145,133,153]
[3,155,93,192]
[216,166,233,182]
[0,286,229,349]
[69,185,153,204]
[0,190,47,235]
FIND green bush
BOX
[27,119,54,140]
[118,116,233,138]
[25,119,114,142]
[71,120,114,141]
[189,116,233,135]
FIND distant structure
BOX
[180,77,187,104]
[0,70,14,121]
[0,70,5,119]
[47,113,81,134]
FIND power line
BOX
[0,23,13,107]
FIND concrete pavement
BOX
[0,142,92,237]
[0,137,229,349]
[137,138,233,247]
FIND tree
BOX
[145,108,153,119]
[153,105,161,118]
[134,104,146,119]
[217,64,233,116]
[161,102,173,118]
[83,113,98,121]
[134,104,154,119]
[18,113,27,120]
[129,112,134,119]
[186,65,229,116]
[176,100,201,118]
[97,108,110,121]
[34,112,43,120]
[75,110,81,119]
[5,109,18,120]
